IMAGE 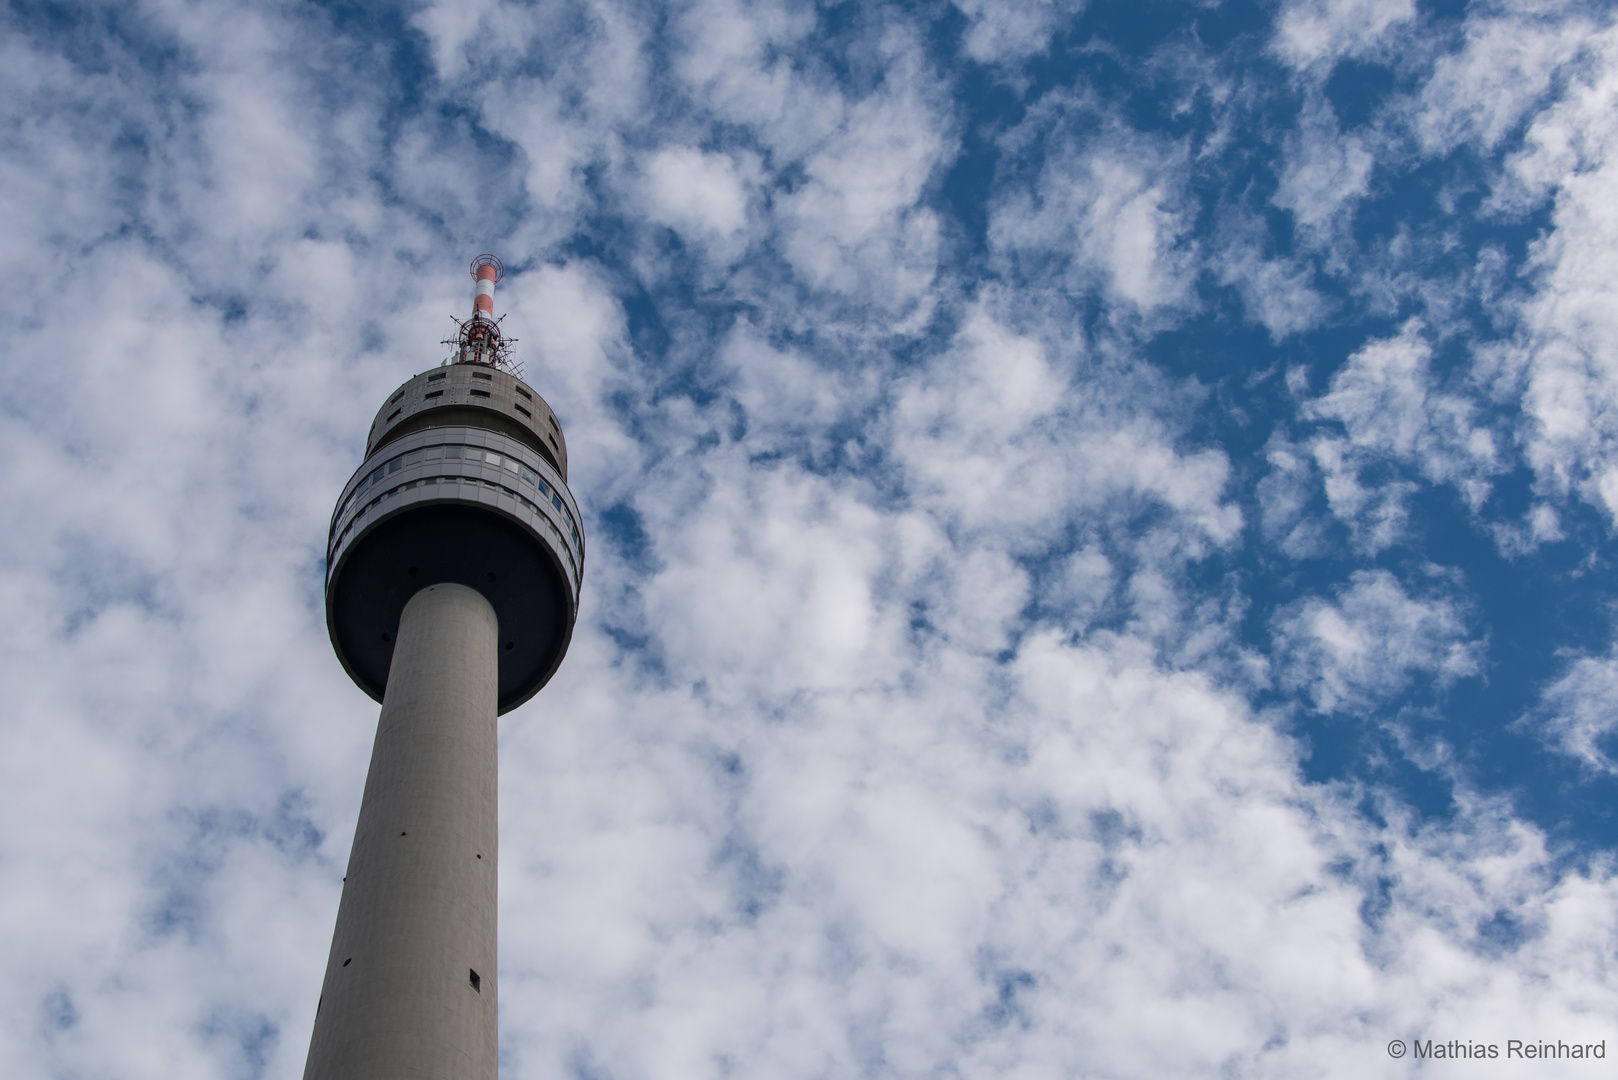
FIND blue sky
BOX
[4,0,1618,1076]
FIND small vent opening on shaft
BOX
[469,969,481,992]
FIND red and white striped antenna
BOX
[445,254,520,374]
[471,254,502,322]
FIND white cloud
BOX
[1046,545,1116,627]
[642,462,896,695]
[952,0,1085,63]
[1267,323,1508,556]
[1528,648,1618,773]
[410,0,492,82]
[505,261,644,490]
[1414,13,1596,155]
[1307,322,1503,521]
[1274,99,1374,240]
[1492,23,1618,522]
[1212,237,1329,339]
[720,322,850,449]
[1273,0,1416,70]
[1310,436,1417,554]
[991,121,1197,315]
[501,620,1618,1078]
[639,146,756,244]
[477,79,601,228]
[1273,569,1483,714]
[889,310,1241,554]
[878,309,1252,672]
[669,0,821,135]
[1258,435,1333,558]
[1389,15,1618,531]
[776,65,951,314]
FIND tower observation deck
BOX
[304,256,584,1080]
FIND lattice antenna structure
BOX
[442,254,521,373]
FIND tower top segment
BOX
[447,254,519,374]
[326,254,583,714]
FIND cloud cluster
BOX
[1273,0,1416,70]
[992,103,1197,319]
[1301,323,1503,550]
[1530,648,1618,773]
[1503,22,1618,521]
[1272,569,1482,715]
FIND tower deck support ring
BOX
[326,369,584,714]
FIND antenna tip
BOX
[471,254,504,283]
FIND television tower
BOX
[303,256,584,1080]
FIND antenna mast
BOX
[445,254,521,375]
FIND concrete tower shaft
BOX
[305,584,499,1080]
[306,256,583,1080]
